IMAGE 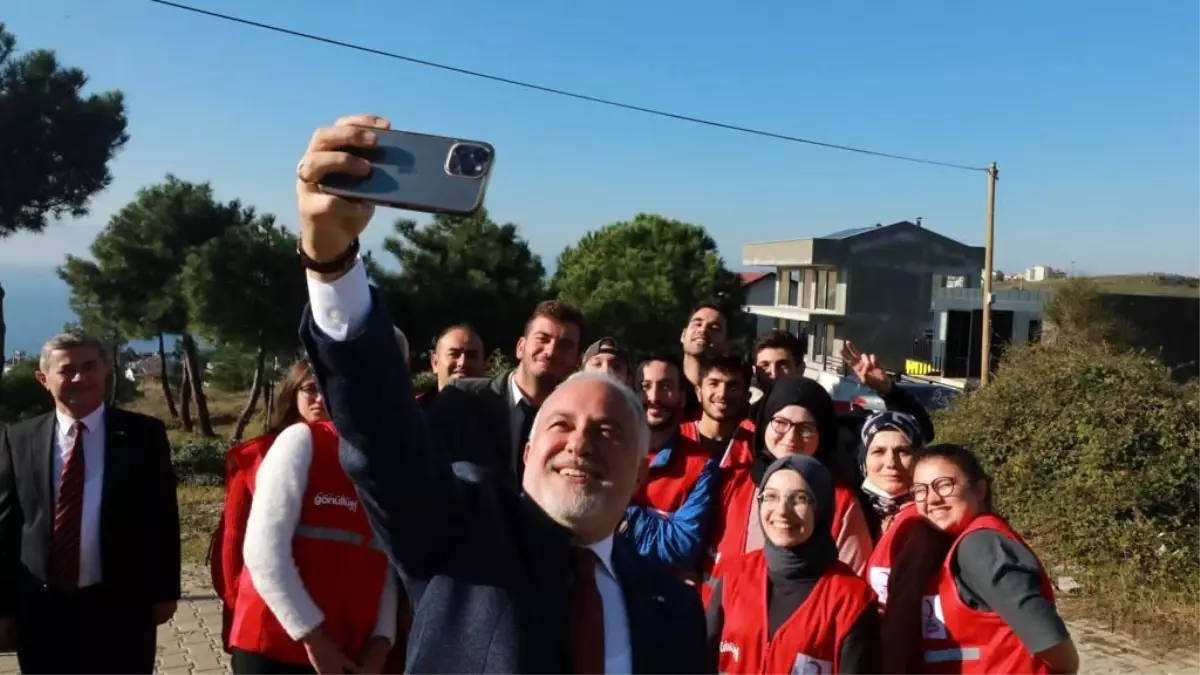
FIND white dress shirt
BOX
[243,423,399,642]
[52,404,106,588]
[307,258,634,673]
[581,536,633,675]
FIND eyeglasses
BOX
[757,490,814,510]
[768,417,819,439]
[298,383,321,398]
[910,477,960,502]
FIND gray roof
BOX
[821,226,877,239]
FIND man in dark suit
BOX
[428,301,583,481]
[0,332,181,673]
[293,114,712,673]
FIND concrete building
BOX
[740,271,777,338]
[1022,265,1062,282]
[742,220,985,374]
[922,288,1049,379]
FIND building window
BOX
[813,269,838,310]
[801,269,813,309]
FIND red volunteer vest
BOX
[230,421,389,665]
[212,433,277,652]
[633,433,712,514]
[828,484,857,543]
[919,514,1055,674]
[706,464,858,586]
[862,502,921,608]
[681,420,756,581]
[718,551,875,675]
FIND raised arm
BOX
[296,114,463,574]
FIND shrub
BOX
[487,348,514,377]
[935,333,1199,636]
[411,369,437,392]
[173,438,228,486]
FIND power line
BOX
[149,0,988,173]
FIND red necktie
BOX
[50,421,86,591]
[570,547,605,674]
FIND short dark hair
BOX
[913,444,994,512]
[697,352,751,385]
[526,300,585,337]
[753,330,802,361]
[635,354,684,384]
[688,301,725,323]
[434,323,480,349]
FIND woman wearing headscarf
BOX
[858,410,939,612]
[706,455,880,674]
[906,444,1078,674]
[709,376,876,579]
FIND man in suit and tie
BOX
[293,114,711,673]
[0,332,181,673]
[427,300,584,482]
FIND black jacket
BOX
[426,370,525,482]
[0,407,181,614]
[300,290,712,673]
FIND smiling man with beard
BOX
[426,301,583,483]
[693,354,752,459]
[291,114,710,673]
[619,356,720,582]
[679,302,729,420]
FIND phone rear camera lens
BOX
[448,144,490,178]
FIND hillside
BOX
[997,273,1199,298]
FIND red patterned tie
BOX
[570,548,605,674]
[50,421,86,591]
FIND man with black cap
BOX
[580,337,633,387]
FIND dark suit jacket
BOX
[426,370,526,482]
[0,407,181,615]
[301,291,712,674]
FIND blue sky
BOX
[2,0,1197,280]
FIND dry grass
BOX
[178,484,224,565]
[132,384,264,446]
[128,386,260,564]
[1058,589,1200,651]
[997,274,1200,298]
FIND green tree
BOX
[551,213,745,357]
[376,208,545,358]
[59,175,253,436]
[0,23,129,394]
[936,335,1199,636]
[1042,277,1133,345]
[182,216,307,441]
[0,358,50,423]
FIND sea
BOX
[2,263,169,358]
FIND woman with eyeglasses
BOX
[230,359,402,674]
[213,360,331,654]
[708,377,875,583]
[707,454,880,674]
[906,444,1078,674]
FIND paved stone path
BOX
[0,565,1196,673]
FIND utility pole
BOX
[979,162,999,387]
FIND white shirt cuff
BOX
[306,257,372,342]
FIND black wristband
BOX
[298,237,360,274]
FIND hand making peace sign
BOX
[840,341,893,394]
